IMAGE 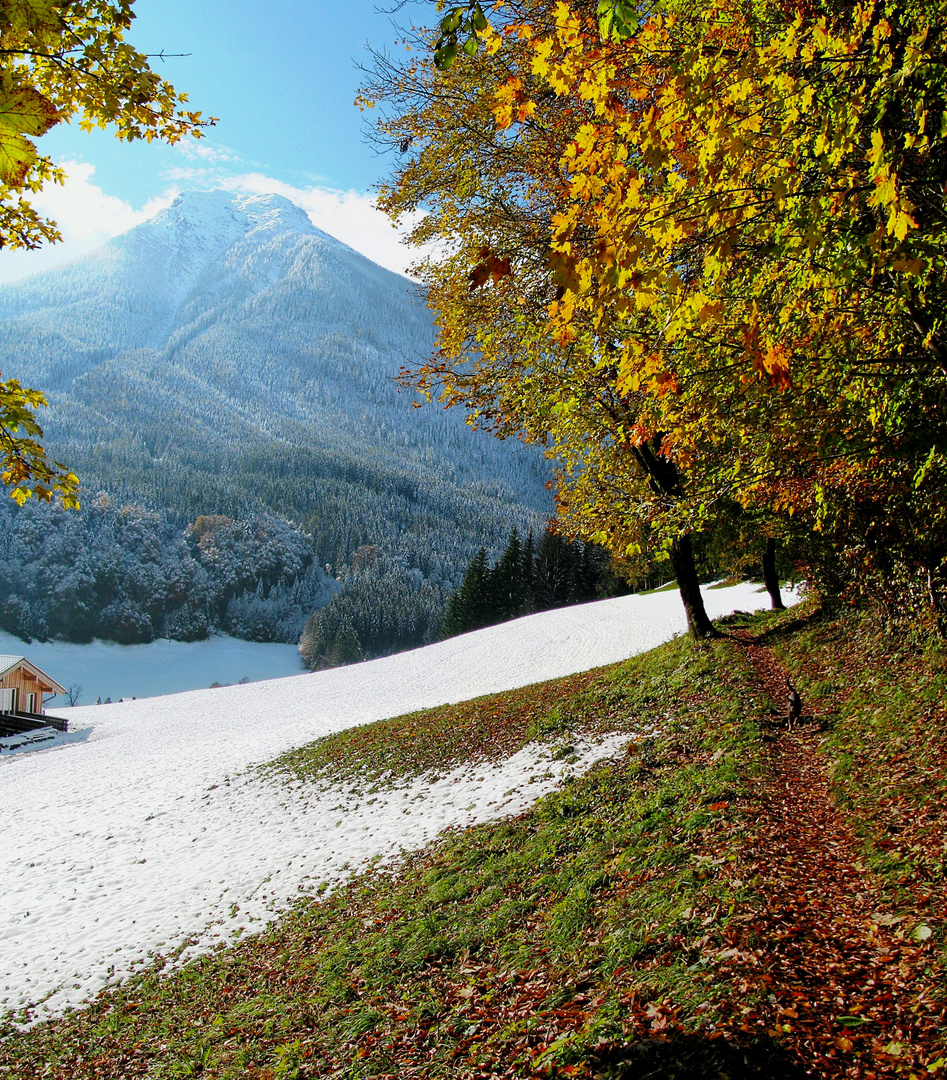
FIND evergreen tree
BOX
[442,547,489,637]
[490,527,524,623]
[299,553,445,670]
[441,525,629,640]
[534,531,578,610]
[521,530,536,610]
[324,613,362,668]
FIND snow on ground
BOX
[0,629,304,707]
[0,582,790,1022]
[0,726,90,756]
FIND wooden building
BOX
[0,655,66,716]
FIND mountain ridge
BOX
[0,189,551,655]
[0,188,550,547]
[0,191,411,387]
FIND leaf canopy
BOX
[370,0,947,619]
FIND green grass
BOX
[2,605,945,1079]
[266,669,617,792]
[638,579,678,594]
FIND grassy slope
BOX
[2,604,945,1079]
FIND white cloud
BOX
[165,165,211,182]
[173,139,239,164]
[0,162,179,285]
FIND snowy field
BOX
[0,630,304,706]
[0,582,789,1023]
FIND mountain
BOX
[0,192,552,650]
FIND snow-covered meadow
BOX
[0,582,787,1023]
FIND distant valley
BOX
[0,191,552,662]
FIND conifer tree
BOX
[441,525,631,640]
[490,526,524,622]
[534,531,576,611]
[441,547,489,636]
[521,530,536,612]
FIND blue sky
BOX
[0,0,421,282]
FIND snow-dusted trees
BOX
[0,190,555,656]
[0,0,211,509]
[0,496,333,645]
[299,546,445,670]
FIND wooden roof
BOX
[0,655,67,696]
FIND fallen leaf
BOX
[870,912,903,927]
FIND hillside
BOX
[2,587,945,1078]
[0,579,772,1023]
[0,191,552,636]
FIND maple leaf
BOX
[0,76,58,185]
[468,248,513,289]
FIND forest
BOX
[0,495,335,646]
[298,526,632,669]
[0,191,551,659]
[440,527,631,638]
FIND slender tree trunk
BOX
[762,537,785,610]
[634,435,718,639]
[670,534,719,638]
[926,564,947,638]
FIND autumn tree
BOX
[1,377,78,506]
[515,0,947,618]
[0,0,213,507]
[371,0,947,630]
[366,2,740,636]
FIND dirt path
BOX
[724,634,943,1079]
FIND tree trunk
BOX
[670,534,719,638]
[633,435,718,639]
[762,537,785,610]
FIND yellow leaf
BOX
[697,298,723,325]
[891,256,925,275]
[0,77,59,185]
[890,208,915,242]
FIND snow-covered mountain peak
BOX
[148,190,339,251]
[149,190,248,247]
[0,186,412,364]
[233,192,318,234]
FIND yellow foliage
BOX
[366,0,947,602]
